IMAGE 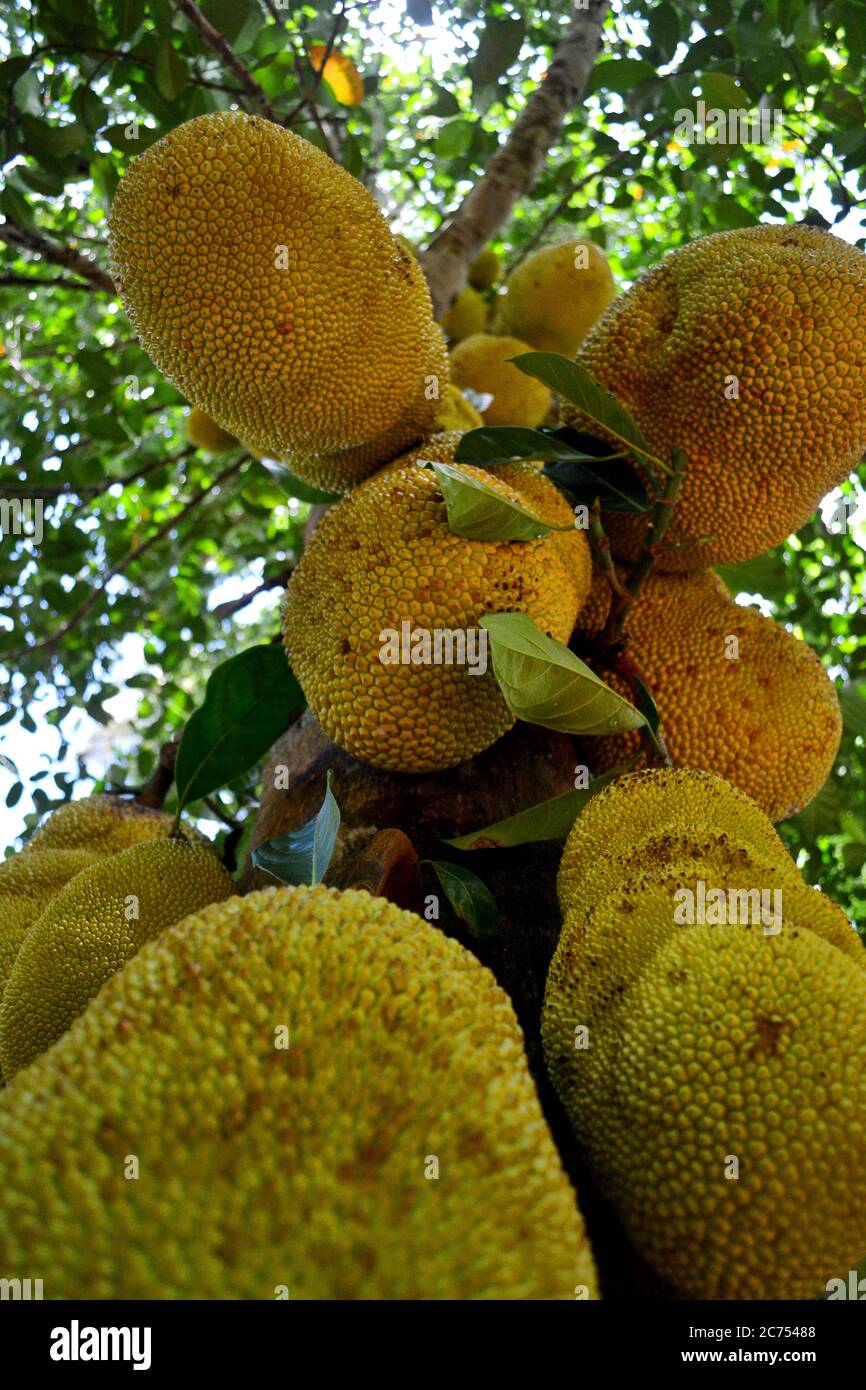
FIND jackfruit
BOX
[0,885,598,1299]
[108,112,447,494]
[544,918,866,1298]
[282,432,592,772]
[468,247,500,290]
[565,225,866,570]
[557,768,789,911]
[492,239,616,356]
[449,334,552,427]
[433,383,484,432]
[0,836,234,1080]
[186,406,239,453]
[581,572,841,821]
[0,796,183,1006]
[440,285,487,342]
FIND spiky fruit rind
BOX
[492,239,616,356]
[566,225,866,570]
[28,795,182,854]
[282,433,591,772]
[557,768,789,912]
[582,572,841,821]
[449,334,552,427]
[0,885,598,1299]
[0,837,234,1078]
[545,921,866,1299]
[108,113,445,493]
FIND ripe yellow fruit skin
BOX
[557,769,790,911]
[0,837,234,1079]
[449,334,552,427]
[0,885,598,1299]
[468,247,500,290]
[433,382,484,432]
[0,797,183,1007]
[566,225,866,570]
[492,240,616,355]
[283,432,592,772]
[108,113,446,493]
[583,572,841,821]
[440,285,488,342]
[545,921,866,1299]
[186,406,238,453]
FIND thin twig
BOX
[170,0,279,121]
[211,563,295,620]
[0,220,115,293]
[0,273,98,290]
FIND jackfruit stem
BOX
[607,447,688,644]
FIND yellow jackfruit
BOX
[557,768,789,911]
[433,382,484,432]
[0,836,234,1080]
[581,572,841,821]
[449,334,551,427]
[0,795,183,1005]
[565,225,866,570]
[468,247,500,290]
[186,406,239,453]
[108,112,447,493]
[545,919,866,1298]
[440,285,487,342]
[0,885,598,1299]
[492,239,616,356]
[282,432,592,772]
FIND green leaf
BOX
[429,861,498,939]
[434,119,474,159]
[700,72,750,112]
[112,0,146,39]
[255,459,340,504]
[0,186,35,231]
[542,455,650,513]
[252,769,340,887]
[426,84,460,117]
[155,40,187,101]
[454,425,607,467]
[716,552,791,602]
[840,684,866,739]
[445,775,621,851]
[20,114,87,160]
[470,16,525,91]
[104,120,162,153]
[481,611,645,735]
[174,645,305,813]
[202,0,258,46]
[5,781,23,809]
[510,353,659,480]
[0,57,31,88]
[430,460,569,540]
[587,57,658,97]
[0,752,21,780]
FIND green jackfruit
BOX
[492,239,616,355]
[0,836,234,1079]
[0,796,182,1006]
[546,922,866,1298]
[0,885,597,1299]
[440,285,487,342]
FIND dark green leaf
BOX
[542,455,650,513]
[174,645,305,813]
[445,775,620,851]
[455,425,609,467]
[429,860,498,938]
[255,459,340,504]
[20,115,87,160]
[155,40,187,101]
[470,16,525,91]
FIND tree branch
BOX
[420,0,610,317]
[0,273,100,291]
[3,459,243,661]
[170,0,279,121]
[3,447,193,501]
[0,220,116,293]
[211,563,295,620]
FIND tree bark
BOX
[420,0,610,317]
